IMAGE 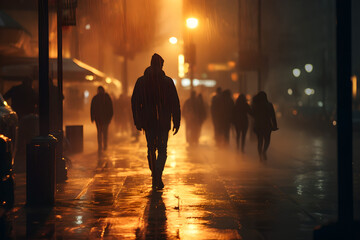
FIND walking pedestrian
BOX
[183,91,206,145]
[131,53,181,190]
[211,87,223,145]
[90,86,113,154]
[251,91,278,161]
[196,93,207,141]
[3,77,37,120]
[234,94,251,152]
[220,89,234,145]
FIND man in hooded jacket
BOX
[131,53,181,189]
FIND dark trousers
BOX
[256,130,271,156]
[145,130,169,177]
[96,122,109,152]
[235,125,248,151]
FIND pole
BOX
[238,0,242,93]
[38,0,50,136]
[123,0,128,95]
[57,0,63,135]
[336,0,353,226]
[257,0,262,92]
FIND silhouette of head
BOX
[22,77,32,86]
[256,91,268,103]
[151,53,164,69]
[238,94,246,102]
[223,89,231,98]
[190,90,196,98]
[216,87,222,95]
[97,86,105,94]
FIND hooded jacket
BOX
[131,66,180,132]
[91,92,113,125]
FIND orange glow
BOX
[233,93,239,100]
[105,77,112,84]
[227,61,236,68]
[231,72,238,82]
[85,75,94,81]
[169,37,178,44]
[352,75,357,98]
[292,109,298,116]
[186,17,198,29]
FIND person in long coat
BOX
[91,86,113,154]
[211,87,223,145]
[131,53,181,189]
[233,94,251,152]
[221,89,234,145]
[251,91,278,161]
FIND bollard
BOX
[0,134,14,209]
[26,135,57,206]
[65,125,83,153]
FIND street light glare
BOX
[186,17,199,29]
[169,37,178,44]
[305,64,313,73]
[293,68,301,77]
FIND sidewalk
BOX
[2,121,345,239]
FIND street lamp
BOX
[169,37,178,44]
[185,17,198,89]
[186,17,198,29]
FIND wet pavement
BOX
[2,120,359,239]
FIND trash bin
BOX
[65,125,83,153]
[0,135,14,209]
[26,135,57,206]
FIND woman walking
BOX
[251,91,278,161]
[233,94,251,152]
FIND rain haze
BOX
[0,0,359,239]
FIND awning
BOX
[0,58,103,82]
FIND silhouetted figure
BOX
[220,89,234,145]
[131,53,180,190]
[91,86,113,154]
[3,78,37,120]
[114,93,132,135]
[183,91,206,145]
[251,91,278,161]
[4,78,38,172]
[234,94,251,152]
[211,87,223,145]
[197,93,207,134]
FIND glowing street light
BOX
[169,37,178,44]
[186,17,198,29]
[304,88,315,95]
[293,68,301,77]
[305,64,313,73]
[287,88,293,95]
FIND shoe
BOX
[152,177,158,189]
[157,178,164,189]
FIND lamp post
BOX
[186,17,198,89]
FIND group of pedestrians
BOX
[211,88,278,161]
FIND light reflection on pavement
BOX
[6,121,351,240]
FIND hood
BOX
[144,66,165,78]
